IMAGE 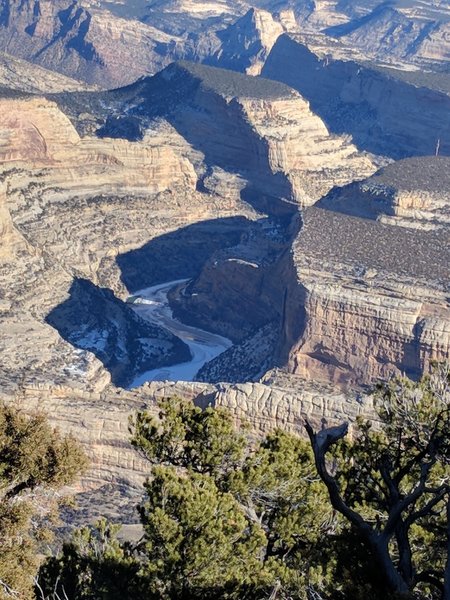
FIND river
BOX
[128,279,232,387]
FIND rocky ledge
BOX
[285,158,450,387]
[262,34,450,159]
[1,374,373,522]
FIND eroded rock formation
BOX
[285,158,450,386]
[0,0,179,87]
[262,34,450,159]
[0,94,213,389]
[0,52,448,525]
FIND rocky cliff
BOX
[1,63,446,395]
[0,0,179,87]
[101,61,375,206]
[318,156,450,229]
[325,4,450,71]
[284,158,450,387]
[0,0,449,533]
[0,53,448,528]
[1,0,449,90]
[204,8,284,75]
[0,94,208,390]
[262,34,450,159]
[101,62,373,380]
[0,61,377,391]
[0,50,96,93]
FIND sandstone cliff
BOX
[0,0,449,535]
[0,0,178,87]
[284,158,450,387]
[318,156,450,230]
[105,62,374,381]
[98,61,375,207]
[2,65,445,397]
[0,62,378,393]
[204,8,284,75]
[0,0,449,91]
[325,4,450,71]
[0,95,209,389]
[262,34,450,159]
[0,51,95,93]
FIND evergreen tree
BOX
[306,364,450,599]
[40,398,332,599]
[0,403,87,600]
[40,367,450,599]
[38,519,140,600]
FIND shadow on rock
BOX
[117,216,252,292]
[45,277,190,387]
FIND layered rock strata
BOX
[318,156,450,230]
[262,34,450,159]
[97,61,375,206]
[283,158,450,387]
[0,0,179,87]
[204,8,284,75]
[325,5,450,72]
[0,51,95,93]
[2,65,446,395]
[0,94,252,389]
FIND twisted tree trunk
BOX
[304,419,409,596]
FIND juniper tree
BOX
[40,398,332,600]
[305,365,450,599]
[0,403,87,600]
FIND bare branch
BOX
[0,579,20,598]
[405,485,449,527]
[304,419,372,535]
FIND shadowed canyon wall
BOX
[262,34,450,159]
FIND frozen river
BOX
[128,279,232,387]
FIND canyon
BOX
[262,34,450,159]
[0,63,377,394]
[0,1,449,522]
[1,0,449,89]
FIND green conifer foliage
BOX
[0,404,87,600]
[40,368,450,600]
[306,365,450,599]
[40,397,332,599]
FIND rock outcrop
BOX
[0,61,376,393]
[1,62,446,397]
[0,0,449,531]
[262,34,450,159]
[0,51,95,93]
[204,8,284,75]
[0,94,210,390]
[318,156,450,230]
[100,62,373,378]
[0,0,449,90]
[283,158,450,387]
[99,61,375,206]
[325,4,450,71]
[0,0,179,87]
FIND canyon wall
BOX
[325,5,450,71]
[262,34,450,159]
[94,62,375,206]
[2,67,446,396]
[0,93,254,390]
[282,159,450,387]
[0,0,178,87]
[0,60,448,523]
